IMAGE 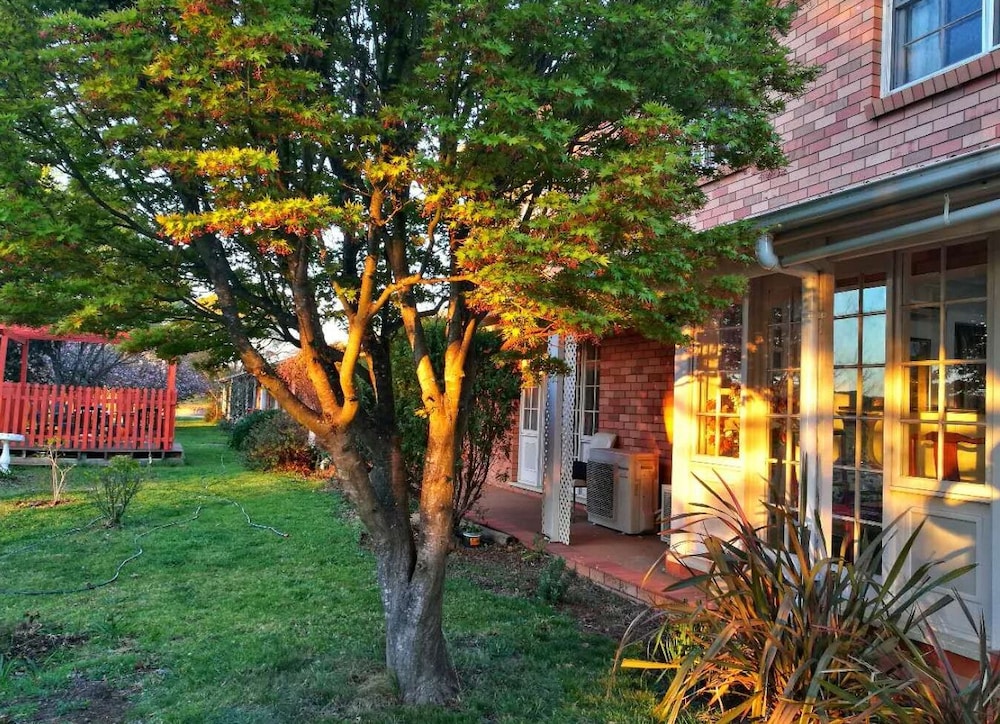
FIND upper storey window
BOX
[891,0,992,87]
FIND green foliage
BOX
[392,323,520,525]
[241,412,317,473]
[619,479,971,723]
[536,557,574,605]
[227,410,280,451]
[89,456,144,528]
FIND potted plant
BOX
[460,523,482,548]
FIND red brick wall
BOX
[598,333,674,485]
[488,335,676,488]
[695,0,1000,229]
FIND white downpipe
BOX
[756,233,817,278]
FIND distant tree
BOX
[20,341,209,399]
[0,0,813,704]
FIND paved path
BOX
[472,484,693,606]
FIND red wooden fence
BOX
[0,382,177,451]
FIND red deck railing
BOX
[0,382,177,452]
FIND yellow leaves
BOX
[363,155,415,189]
[156,195,359,246]
[143,147,278,179]
[195,148,279,177]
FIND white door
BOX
[517,384,542,487]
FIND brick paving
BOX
[471,484,695,607]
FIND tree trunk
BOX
[320,424,460,705]
[379,550,458,703]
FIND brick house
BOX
[505,0,1000,656]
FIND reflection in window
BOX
[832,275,886,561]
[694,304,743,458]
[767,292,802,530]
[904,241,987,485]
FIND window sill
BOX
[889,476,992,502]
[866,48,1000,120]
[690,455,743,468]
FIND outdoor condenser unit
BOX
[585,449,659,534]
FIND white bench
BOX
[0,433,25,473]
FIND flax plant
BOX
[619,477,971,723]
[878,594,1000,724]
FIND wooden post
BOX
[0,331,8,385]
[19,338,28,384]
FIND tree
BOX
[0,0,814,704]
[392,323,521,528]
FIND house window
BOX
[574,343,600,459]
[891,0,994,88]
[694,304,744,458]
[832,275,887,561]
[765,291,802,523]
[902,241,988,488]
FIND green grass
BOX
[0,422,660,723]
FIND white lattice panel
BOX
[554,336,578,544]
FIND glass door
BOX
[832,275,887,560]
[765,281,803,538]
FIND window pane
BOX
[946,303,987,359]
[906,33,942,83]
[945,0,978,22]
[945,363,986,412]
[834,318,859,365]
[834,368,857,407]
[697,416,717,456]
[941,425,986,482]
[908,307,940,360]
[833,470,856,512]
[834,288,860,316]
[945,15,981,66]
[909,248,941,301]
[862,316,886,364]
[837,419,857,465]
[862,368,885,409]
[859,472,884,523]
[862,283,887,313]
[907,422,937,478]
[907,0,941,37]
[860,419,884,469]
[720,305,742,327]
[908,365,939,413]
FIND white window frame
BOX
[893,239,993,500]
[691,302,746,461]
[883,0,999,91]
[573,342,600,460]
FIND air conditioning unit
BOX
[585,449,659,534]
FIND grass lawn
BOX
[0,422,663,723]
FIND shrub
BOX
[618,478,970,723]
[227,409,279,451]
[536,557,574,605]
[89,456,143,527]
[241,411,317,473]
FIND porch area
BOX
[471,484,688,607]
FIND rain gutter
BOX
[752,146,1000,272]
